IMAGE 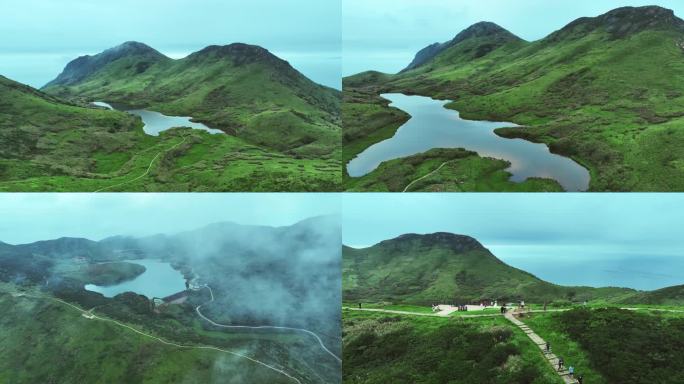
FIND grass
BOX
[523,312,606,384]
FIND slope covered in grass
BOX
[0,286,321,384]
[345,6,684,191]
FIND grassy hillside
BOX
[525,308,684,384]
[345,6,684,191]
[43,42,341,159]
[0,285,328,383]
[343,310,561,383]
[0,74,340,191]
[343,233,635,304]
[620,284,684,305]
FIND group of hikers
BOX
[546,342,583,383]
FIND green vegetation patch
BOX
[526,307,684,384]
[343,310,561,383]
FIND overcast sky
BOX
[343,0,684,75]
[0,193,340,245]
[0,0,341,88]
[343,193,683,250]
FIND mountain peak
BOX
[43,41,168,88]
[111,41,161,55]
[452,21,517,42]
[549,5,684,41]
[402,21,520,72]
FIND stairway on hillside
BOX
[504,312,579,384]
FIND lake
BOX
[85,259,187,299]
[92,101,224,136]
[346,93,590,191]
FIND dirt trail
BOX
[94,136,187,192]
[504,312,579,384]
[403,161,450,192]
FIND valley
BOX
[344,6,684,191]
[0,41,342,192]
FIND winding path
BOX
[402,161,450,192]
[12,292,302,384]
[94,136,187,192]
[197,285,341,364]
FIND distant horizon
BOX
[343,0,684,76]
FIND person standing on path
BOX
[358,303,361,309]
[558,357,564,371]
[569,366,574,377]
[545,342,550,353]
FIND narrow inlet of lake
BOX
[346,93,590,191]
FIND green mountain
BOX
[344,5,684,191]
[343,232,636,304]
[43,41,340,158]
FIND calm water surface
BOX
[93,101,224,136]
[85,259,186,298]
[346,93,590,191]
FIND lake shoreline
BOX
[346,92,591,191]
